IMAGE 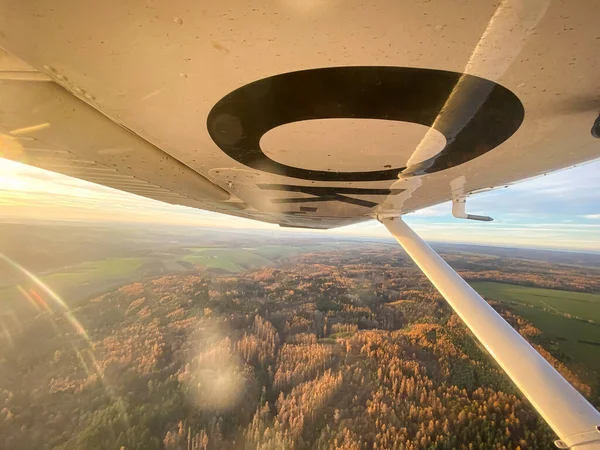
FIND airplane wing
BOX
[1,0,600,448]
[0,0,598,230]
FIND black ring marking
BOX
[207,67,524,182]
[592,114,600,139]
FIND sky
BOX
[0,157,599,252]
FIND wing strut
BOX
[380,216,600,450]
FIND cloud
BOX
[583,214,600,220]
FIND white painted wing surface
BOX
[0,0,598,227]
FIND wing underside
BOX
[0,0,598,228]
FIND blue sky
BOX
[349,160,600,250]
[0,157,598,251]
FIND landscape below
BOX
[0,222,599,450]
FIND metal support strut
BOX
[381,216,600,449]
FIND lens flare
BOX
[0,315,15,349]
[0,252,89,340]
[16,285,41,312]
[28,288,51,312]
[0,252,130,427]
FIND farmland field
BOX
[469,281,600,322]
[470,281,600,375]
[0,244,342,313]
[181,248,274,272]
[41,257,144,290]
[181,244,349,272]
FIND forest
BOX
[0,244,598,449]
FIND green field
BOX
[470,282,600,322]
[181,248,274,272]
[0,257,146,317]
[470,281,600,375]
[1,245,337,313]
[253,244,337,260]
[181,244,343,273]
[41,258,144,290]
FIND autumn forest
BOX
[1,230,599,450]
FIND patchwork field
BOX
[41,257,145,290]
[0,244,341,314]
[470,281,600,375]
[181,248,275,272]
[181,244,343,272]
